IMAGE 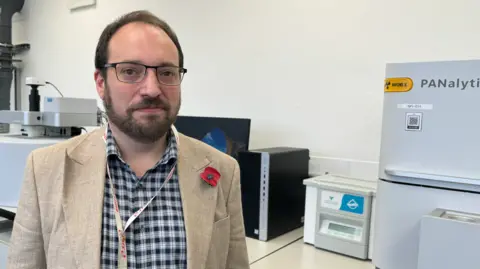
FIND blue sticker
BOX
[339,194,364,215]
[47,98,53,102]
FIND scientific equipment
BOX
[0,77,98,137]
[0,135,65,207]
[303,175,376,260]
[0,76,100,208]
[0,0,30,133]
[373,59,480,269]
[417,209,480,269]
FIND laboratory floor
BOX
[246,228,374,269]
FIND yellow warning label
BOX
[384,77,414,92]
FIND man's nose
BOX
[141,68,163,96]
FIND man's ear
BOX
[94,69,106,99]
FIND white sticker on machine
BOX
[405,112,422,131]
[397,104,433,110]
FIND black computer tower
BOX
[238,147,310,241]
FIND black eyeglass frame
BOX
[103,62,188,85]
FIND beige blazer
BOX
[6,127,250,269]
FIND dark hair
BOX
[94,10,184,77]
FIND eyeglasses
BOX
[103,62,187,86]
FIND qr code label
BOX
[405,112,422,131]
[409,116,419,126]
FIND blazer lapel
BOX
[177,135,219,269]
[61,128,106,269]
[59,129,219,269]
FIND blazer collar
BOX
[62,127,107,269]
[62,126,220,269]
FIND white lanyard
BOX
[106,163,176,268]
[103,125,180,269]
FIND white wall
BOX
[11,0,480,179]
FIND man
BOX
[7,10,250,269]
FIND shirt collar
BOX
[105,125,178,165]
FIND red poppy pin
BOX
[201,166,221,187]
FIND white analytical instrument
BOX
[0,77,98,138]
[417,209,480,269]
[0,134,65,207]
[373,60,480,269]
[303,175,377,260]
[0,77,100,208]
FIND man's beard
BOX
[102,84,180,144]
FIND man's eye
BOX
[122,69,138,75]
[160,71,173,76]
[159,69,179,77]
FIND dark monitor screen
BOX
[173,115,251,160]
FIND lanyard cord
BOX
[102,125,180,269]
[106,162,176,269]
